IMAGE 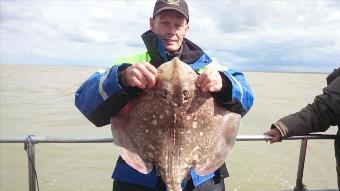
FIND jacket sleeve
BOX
[213,69,254,117]
[75,64,139,127]
[273,69,340,137]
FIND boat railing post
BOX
[24,135,36,191]
[294,137,308,191]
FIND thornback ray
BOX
[110,57,241,191]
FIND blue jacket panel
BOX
[190,57,253,117]
[222,69,253,116]
[75,64,135,127]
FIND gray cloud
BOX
[0,0,339,72]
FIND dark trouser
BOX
[335,131,340,190]
[113,177,166,191]
[112,177,225,191]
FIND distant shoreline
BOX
[243,70,329,74]
[0,63,330,74]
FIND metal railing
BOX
[0,134,336,191]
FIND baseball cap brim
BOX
[153,7,189,21]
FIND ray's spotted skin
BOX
[111,58,241,191]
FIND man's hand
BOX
[120,62,158,89]
[264,128,283,144]
[196,67,222,92]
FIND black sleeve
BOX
[212,72,248,116]
[279,70,340,137]
[212,72,232,104]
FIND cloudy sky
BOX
[1,0,339,72]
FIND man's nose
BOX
[166,25,176,36]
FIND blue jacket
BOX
[75,30,254,189]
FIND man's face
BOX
[150,10,189,53]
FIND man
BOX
[265,68,340,190]
[75,0,254,190]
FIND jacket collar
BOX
[141,30,205,66]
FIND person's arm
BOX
[265,69,340,142]
[214,69,254,117]
[75,64,140,127]
[196,64,254,117]
[75,59,158,127]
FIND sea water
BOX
[0,64,337,190]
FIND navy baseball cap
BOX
[153,0,189,22]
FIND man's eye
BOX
[161,89,168,99]
[182,90,190,100]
